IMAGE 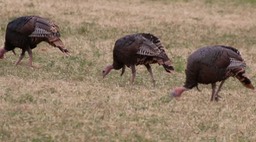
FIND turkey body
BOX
[103,33,174,85]
[0,16,69,66]
[171,45,254,101]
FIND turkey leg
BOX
[27,47,34,67]
[145,64,156,86]
[131,65,136,84]
[211,83,216,101]
[15,49,26,65]
[214,80,225,101]
[120,66,125,76]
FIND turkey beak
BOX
[102,65,113,78]
[102,70,106,78]
[170,87,187,98]
[170,90,180,97]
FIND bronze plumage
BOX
[0,16,69,67]
[171,45,254,101]
[103,33,174,86]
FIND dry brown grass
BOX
[0,0,256,141]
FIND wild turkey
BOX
[102,33,174,85]
[171,45,254,101]
[0,16,69,67]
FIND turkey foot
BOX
[214,94,222,102]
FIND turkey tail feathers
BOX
[162,60,174,73]
[227,57,254,89]
[157,52,174,73]
[236,74,255,89]
[141,33,164,50]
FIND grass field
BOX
[1,0,256,141]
